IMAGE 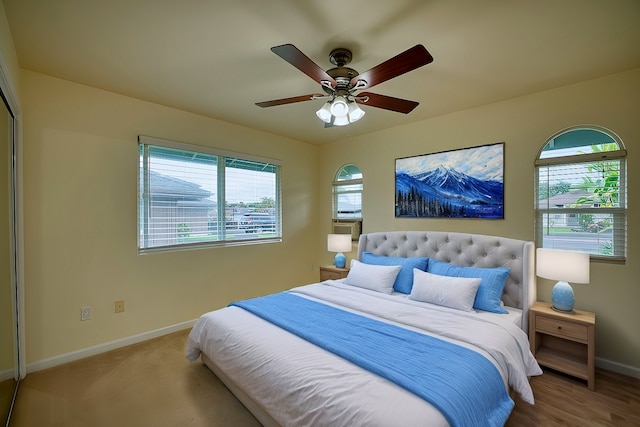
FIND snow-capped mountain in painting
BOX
[396,165,503,218]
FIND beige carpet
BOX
[10,328,640,426]
[10,329,260,427]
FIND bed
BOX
[186,231,542,427]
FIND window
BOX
[138,136,281,253]
[332,164,362,220]
[535,126,627,261]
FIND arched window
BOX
[535,126,627,261]
[332,164,362,220]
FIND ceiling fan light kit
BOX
[257,43,433,127]
[315,96,366,126]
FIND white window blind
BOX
[139,136,281,252]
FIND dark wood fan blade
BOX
[271,44,337,87]
[256,94,324,108]
[349,45,433,90]
[356,92,419,114]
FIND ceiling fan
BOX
[256,44,434,126]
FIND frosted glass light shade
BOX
[316,103,332,123]
[332,115,349,126]
[348,102,365,122]
[330,96,349,117]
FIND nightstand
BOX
[529,301,596,390]
[319,265,349,281]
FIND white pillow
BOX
[409,269,481,312]
[344,260,402,294]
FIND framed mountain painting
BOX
[395,142,504,219]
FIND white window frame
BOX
[332,164,363,220]
[138,136,282,253]
[535,126,627,262]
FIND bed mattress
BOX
[187,281,541,427]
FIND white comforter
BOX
[186,281,542,427]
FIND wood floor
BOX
[507,366,640,426]
[9,329,640,427]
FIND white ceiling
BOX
[4,0,640,144]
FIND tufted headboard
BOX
[357,231,536,332]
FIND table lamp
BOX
[536,248,590,313]
[327,234,352,268]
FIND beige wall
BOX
[0,3,20,98]
[20,70,321,364]
[320,68,640,373]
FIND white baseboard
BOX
[596,357,640,379]
[26,319,197,374]
[24,320,640,381]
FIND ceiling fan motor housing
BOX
[325,48,361,95]
[329,48,352,66]
[325,68,358,95]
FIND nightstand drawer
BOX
[319,266,349,281]
[536,316,588,341]
[322,270,346,280]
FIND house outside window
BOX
[139,136,281,253]
[332,164,362,220]
[535,126,627,261]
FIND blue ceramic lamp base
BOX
[551,281,576,314]
[333,252,346,269]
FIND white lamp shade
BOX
[327,234,352,253]
[348,102,365,122]
[536,248,590,284]
[330,96,349,117]
[316,103,332,123]
[331,115,348,126]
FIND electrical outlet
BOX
[115,300,125,313]
[81,306,91,321]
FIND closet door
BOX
[0,83,19,425]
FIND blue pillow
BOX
[426,259,510,314]
[361,252,429,294]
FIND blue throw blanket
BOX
[231,292,514,427]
